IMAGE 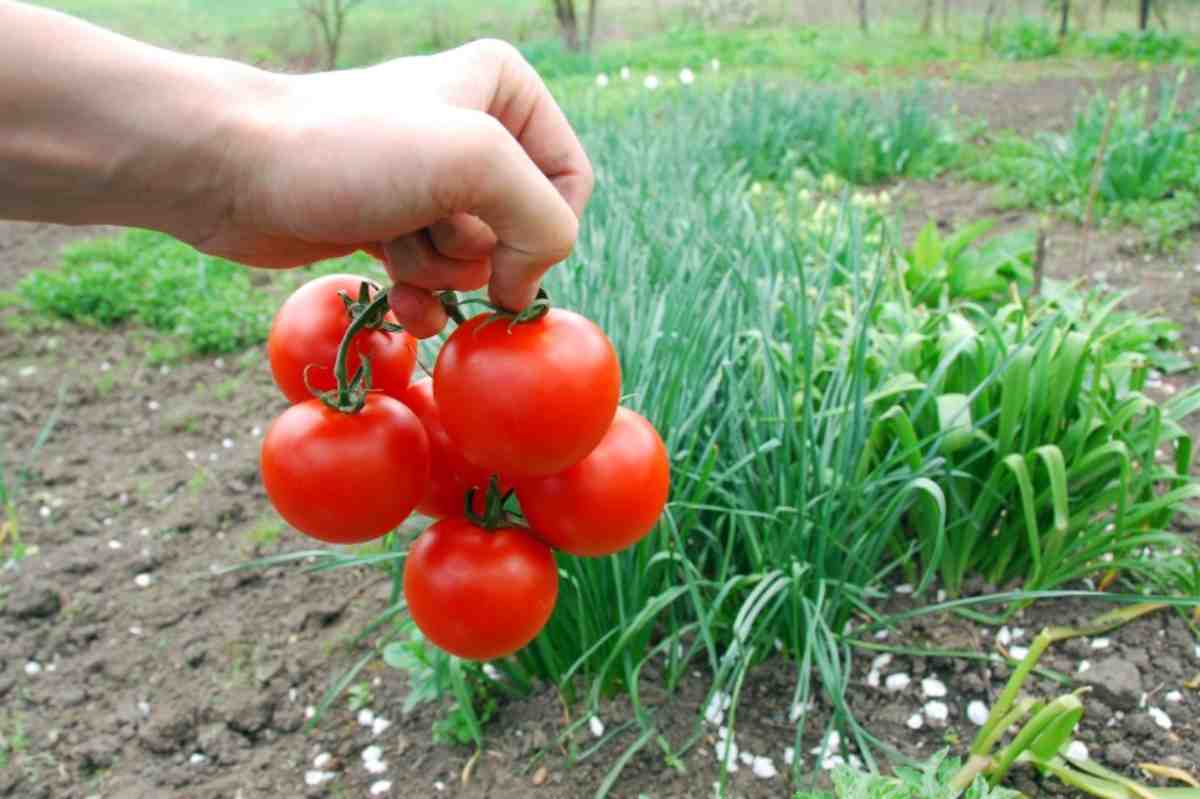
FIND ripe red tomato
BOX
[268,274,417,404]
[517,407,669,557]
[434,309,621,478]
[404,518,558,660]
[401,378,512,519]
[260,394,429,544]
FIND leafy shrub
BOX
[1085,30,1197,62]
[16,230,384,357]
[968,73,1199,244]
[995,21,1061,61]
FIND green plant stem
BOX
[332,286,392,408]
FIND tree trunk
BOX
[1139,0,1151,30]
[1059,0,1070,37]
[857,0,868,33]
[982,0,1002,44]
[585,0,600,51]
[1152,0,1168,30]
[552,0,581,50]
[920,0,934,33]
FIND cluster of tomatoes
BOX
[259,274,670,661]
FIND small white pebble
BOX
[871,654,892,670]
[866,670,880,688]
[129,626,143,636]
[810,731,841,757]
[967,700,990,726]
[1091,638,1111,650]
[108,540,122,550]
[739,751,754,766]
[921,678,947,698]
[1148,706,1172,730]
[134,573,153,588]
[1009,646,1030,660]
[1078,660,1091,673]
[288,688,297,702]
[595,73,609,88]
[39,506,50,518]
[783,746,795,766]
[788,701,808,722]
[147,401,160,411]
[208,452,218,462]
[24,661,41,676]
[894,583,914,595]
[679,67,695,85]
[371,718,391,736]
[751,755,777,779]
[714,736,738,764]
[313,752,332,768]
[936,589,946,603]
[304,706,316,719]
[364,759,387,775]
[923,701,949,722]
[997,627,1012,646]
[873,629,888,640]
[589,716,604,738]
[906,713,924,730]
[190,753,206,765]
[1165,690,1183,703]
[140,527,150,537]
[619,66,630,80]
[305,771,336,787]
[369,781,392,796]
[137,701,151,717]
[362,745,383,763]
[213,358,225,369]
[160,365,170,375]
[185,451,196,461]
[1065,741,1089,761]
[885,673,911,692]
[100,361,111,371]
[821,755,846,770]
[357,709,375,727]
[251,425,262,437]
[19,365,36,377]
[704,692,731,726]
[221,438,233,449]
[643,74,660,90]
[434,781,446,791]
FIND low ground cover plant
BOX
[968,72,1199,249]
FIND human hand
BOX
[207,40,593,338]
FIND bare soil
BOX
[2,70,1199,799]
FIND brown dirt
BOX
[2,64,1200,798]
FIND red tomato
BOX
[401,378,512,519]
[434,309,621,478]
[517,407,669,557]
[268,274,417,404]
[404,518,558,660]
[260,394,429,544]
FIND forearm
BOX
[0,1,282,243]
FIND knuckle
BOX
[466,38,526,71]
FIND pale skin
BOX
[0,1,593,339]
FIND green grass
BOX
[15,229,386,359]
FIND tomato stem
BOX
[438,289,552,331]
[464,475,518,530]
[328,284,393,412]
